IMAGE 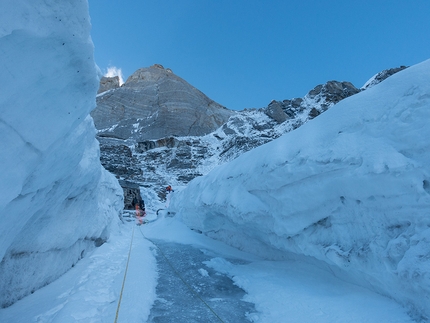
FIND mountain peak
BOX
[92,65,233,141]
[97,75,120,94]
[124,64,174,86]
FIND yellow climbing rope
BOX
[114,224,135,323]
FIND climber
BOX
[135,203,146,225]
[166,185,174,193]
[139,198,145,211]
[132,196,145,212]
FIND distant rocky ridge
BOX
[361,66,408,90]
[94,65,408,205]
[265,80,360,123]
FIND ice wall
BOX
[0,0,123,307]
[170,59,430,319]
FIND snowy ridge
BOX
[361,66,409,90]
[169,59,430,319]
[0,0,123,307]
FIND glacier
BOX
[170,59,430,319]
[0,0,123,307]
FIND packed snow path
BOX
[142,216,415,323]
[144,239,256,322]
[0,215,416,322]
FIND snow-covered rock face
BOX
[170,59,430,319]
[95,65,372,202]
[361,66,408,90]
[0,0,123,307]
[96,79,363,203]
[267,80,361,122]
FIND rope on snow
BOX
[114,225,135,323]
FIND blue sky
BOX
[88,0,430,110]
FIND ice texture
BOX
[170,59,430,319]
[0,0,123,307]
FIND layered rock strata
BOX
[92,64,234,141]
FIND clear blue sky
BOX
[88,0,430,110]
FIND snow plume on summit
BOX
[170,59,430,319]
[0,0,123,307]
[104,66,125,85]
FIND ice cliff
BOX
[170,59,430,319]
[0,0,123,307]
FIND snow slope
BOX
[170,59,430,320]
[0,0,123,307]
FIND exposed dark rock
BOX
[281,98,304,117]
[362,66,408,90]
[309,108,321,119]
[118,180,143,210]
[265,100,288,123]
[98,140,141,178]
[265,81,360,122]
[308,81,360,106]
[135,137,179,153]
[97,76,120,94]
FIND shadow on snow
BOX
[147,240,256,323]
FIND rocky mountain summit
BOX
[92,64,233,141]
[94,65,407,206]
[97,75,120,94]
